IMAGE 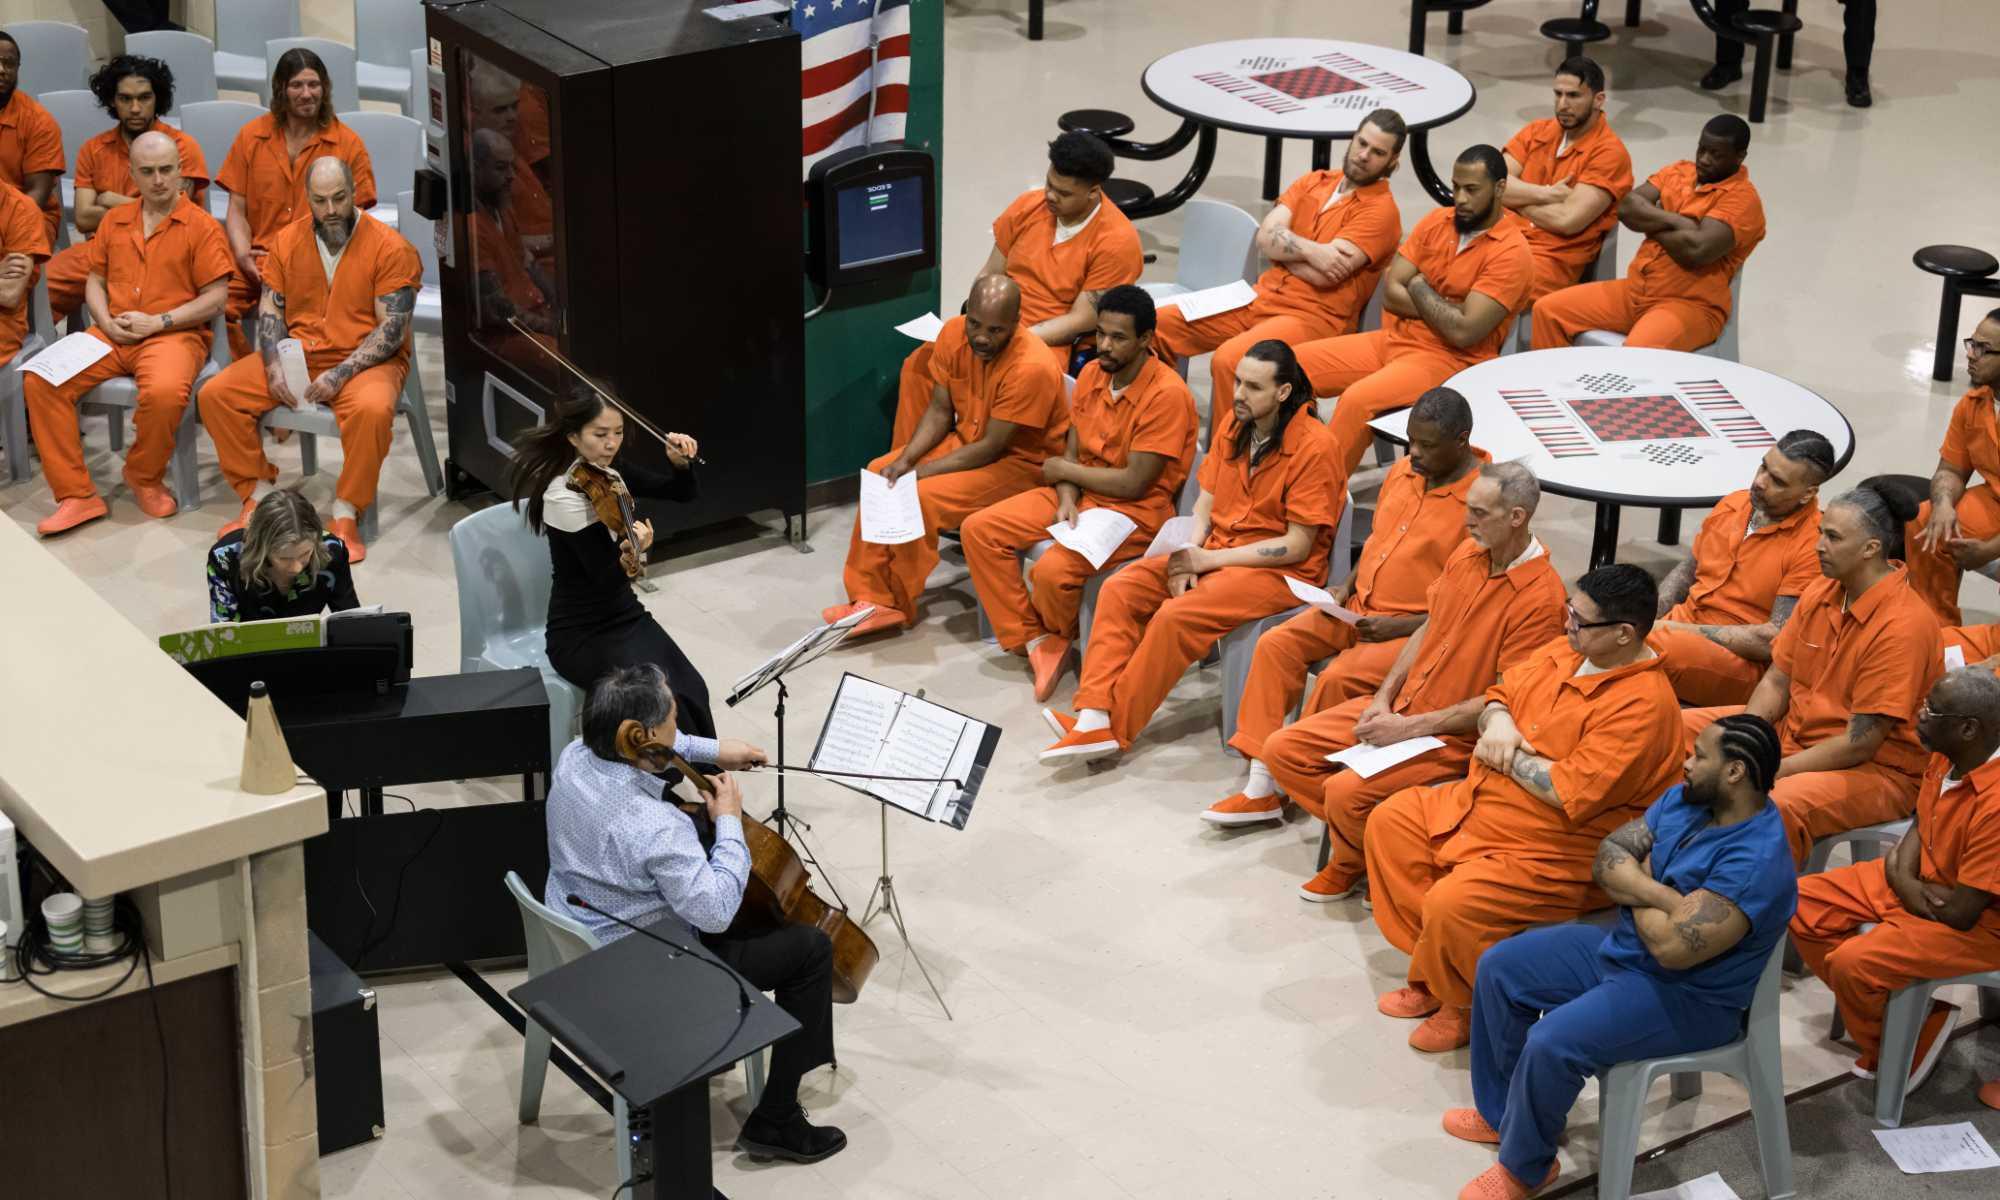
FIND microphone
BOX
[565,894,754,1013]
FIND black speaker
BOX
[308,933,385,1153]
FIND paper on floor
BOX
[894,311,945,342]
[859,469,925,545]
[1873,1122,2000,1174]
[1046,508,1137,570]
[1165,279,1257,324]
[1285,575,1360,623]
[15,330,112,386]
[1630,1172,1743,1200]
[1325,737,1444,778]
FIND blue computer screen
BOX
[835,176,926,270]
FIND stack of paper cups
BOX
[42,892,83,957]
[83,896,116,953]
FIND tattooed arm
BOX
[1656,594,1797,664]
[1632,888,1751,971]
[305,286,416,406]
[1030,286,1105,348]
[1592,817,1659,906]
[257,286,300,408]
[1774,711,1895,781]
[1656,552,1698,615]
[1175,521,1316,575]
[1507,747,1563,809]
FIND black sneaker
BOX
[1699,63,1743,91]
[736,1104,848,1164]
[1846,71,1873,107]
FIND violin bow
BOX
[506,316,682,452]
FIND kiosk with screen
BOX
[807,146,938,289]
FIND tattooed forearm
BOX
[321,288,417,392]
[1673,891,1737,956]
[1768,594,1798,633]
[1657,554,1697,614]
[1256,544,1290,558]
[1847,712,1892,745]
[1509,751,1555,799]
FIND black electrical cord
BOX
[354,806,447,966]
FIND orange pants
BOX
[1225,605,1407,759]
[1650,626,1766,707]
[1684,705,1921,865]
[1529,278,1725,352]
[890,344,937,448]
[43,241,87,323]
[960,487,1154,651]
[842,439,1042,622]
[1907,486,2000,627]
[1364,782,1606,1008]
[1152,306,1345,443]
[1294,329,1464,475]
[23,332,208,500]
[1525,251,1587,305]
[1073,557,1301,749]
[1266,694,1470,886]
[223,258,265,362]
[198,352,407,511]
[1791,858,2000,1060]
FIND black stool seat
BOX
[1541,17,1612,44]
[1104,178,1156,215]
[1733,8,1804,36]
[1058,108,1136,140]
[1915,244,2000,280]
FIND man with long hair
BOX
[215,48,379,360]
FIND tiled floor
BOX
[8,1,2000,1197]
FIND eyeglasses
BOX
[1918,700,1976,722]
[1967,339,2000,360]
[1564,604,1626,632]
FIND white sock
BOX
[1074,708,1110,733]
[1242,760,1275,800]
[331,499,358,521]
[250,481,275,502]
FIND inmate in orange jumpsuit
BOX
[1268,540,1566,889]
[1531,160,1763,351]
[45,120,209,321]
[1295,208,1536,474]
[1906,386,2000,626]
[961,353,1196,651]
[1504,114,1633,300]
[1682,569,1943,865]
[198,212,420,514]
[1072,409,1347,750]
[1649,489,1822,706]
[470,200,556,369]
[844,315,1068,622]
[1228,453,1484,762]
[1364,642,1683,1008]
[1792,750,2000,1063]
[23,195,232,502]
[890,191,1142,444]
[1152,172,1401,427]
[0,91,65,244]
[1944,623,2000,669]
[0,181,50,363]
[215,113,378,359]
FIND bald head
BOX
[306,155,352,193]
[962,275,1022,361]
[468,65,522,136]
[305,155,359,250]
[471,128,516,204]
[129,130,182,208]
[1920,668,2000,762]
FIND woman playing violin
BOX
[545,665,847,1164]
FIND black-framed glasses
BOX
[1966,339,2000,360]
[1565,604,1626,631]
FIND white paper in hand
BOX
[1167,279,1257,323]
[894,311,945,342]
[1945,643,1968,672]
[859,469,925,545]
[15,331,112,386]
[1629,1172,1743,1200]
[1325,737,1445,778]
[1144,515,1196,558]
[1285,575,1360,623]
[1872,1123,2000,1174]
[276,338,314,408]
[1045,508,1138,570]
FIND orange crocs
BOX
[1201,792,1284,826]
[1378,985,1442,1019]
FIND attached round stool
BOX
[1057,109,1136,140]
[1102,179,1158,215]
[1731,9,1804,123]
[1915,244,2000,383]
[1540,17,1611,57]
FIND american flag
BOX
[797,0,911,177]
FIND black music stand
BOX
[509,915,798,1200]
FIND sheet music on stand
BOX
[726,604,875,706]
[807,673,998,830]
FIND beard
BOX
[315,212,357,252]
[1684,773,1723,810]
[1453,198,1495,234]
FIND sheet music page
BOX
[876,696,975,820]
[1045,508,1137,570]
[810,676,903,777]
[859,470,926,545]
[1166,279,1257,323]
[893,311,944,342]
[15,331,113,387]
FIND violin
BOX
[566,460,647,581]
[654,744,879,1004]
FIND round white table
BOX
[1139,38,1475,206]
[1369,347,1856,568]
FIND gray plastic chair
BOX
[1217,491,1354,750]
[78,310,229,509]
[36,88,99,230]
[354,0,425,111]
[256,366,444,540]
[264,38,360,116]
[126,31,219,105]
[450,504,584,769]
[338,111,420,230]
[1,275,51,483]
[503,871,766,1189]
[1507,226,1619,354]
[1595,940,1794,1200]
[178,100,265,191]
[407,48,428,121]
[1783,818,1910,974]
[398,188,443,337]
[1576,269,1742,362]
[213,0,301,95]
[4,21,88,98]
[1873,967,2000,1127]
[1141,198,1260,305]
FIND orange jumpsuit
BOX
[1792,751,2000,1062]
[844,316,1068,622]
[1228,454,1485,762]
[1531,160,1764,352]
[45,121,210,322]
[0,91,66,244]
[23,195,232,502]
[960,354,1196,651]
[1073,410,1347,750]
[1152,172,1401,426]
[1364,643,1684,1008]
[198,212,420,513]
[1682,569,1943,865]
[1906,386,2000,626]
[1649,490,1822,706]
[891,191,1142,444]
[470,201,556,369]
[1269,540,1567,887]
[1295,208,1536,474]
[214,113,378,360]
[1944,623,2000,668]
[0,182,51,363]
[1504,115,1633,300]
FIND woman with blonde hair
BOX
[206,488,358,623]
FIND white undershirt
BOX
[1576,646,1656,678]
[1318,177,1352,214]
[315,230,347,284]
[1052,199,1101,246]
[1503,536,1546,571]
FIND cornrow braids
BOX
[1714,713,1781,793]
